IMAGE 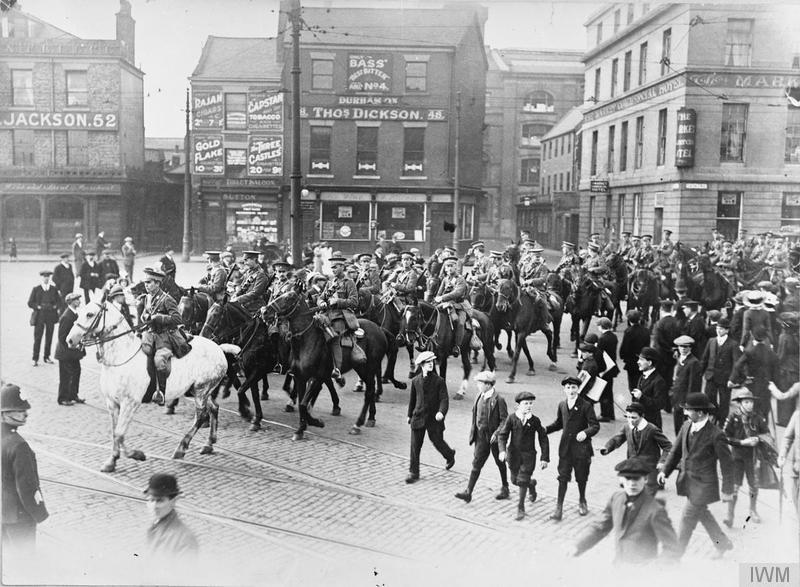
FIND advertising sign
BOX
[301,105,447,122]
[675,108,697,168]
[192,90,224,129]
[193,135,224,175]
[248,135,283,177]
[0,111,117,130]
[247,91,284,132]
[347,54,392,93]
[590,179,609,193]
[226,148,247,167]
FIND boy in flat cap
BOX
[28,269,61,366]
[546,376,599,521]
[700,315,739,423]
[143,472,198,559]
[496,390,549,520]
[669,335,702,435]
[570,457,680,563]
[455,371,510,504]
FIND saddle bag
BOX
[470,332,483,351]
[350,342,367,364]
[168,328,192,359]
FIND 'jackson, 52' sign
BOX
[0,111,118,130]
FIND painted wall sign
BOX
[192,90,224,129]
[675,108,697,168]
[347,54,392,93]
[201,178,280,188]
[0,182,120,194]
[584,76,686,122]
[0,111,117,130]
[193,135,224,175]
[248,135,283,177]
[301,105,447,121]
[247,91,284,132]
[337,95,400,106]
[226,149,247,167]
[590,179,609,193]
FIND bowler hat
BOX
[561,376,582,386]
[730,387,756,402]
[681,392,714,411]
[414,350,436,366]
[514,391,536,403]
[626,402,645,415]
[474,371,496,384]
[1,384,30,412]
[143,473,181,498]
[615,457,652,478]
[639,347,659,363]
[716,316,731,328]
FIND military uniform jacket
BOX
[408,372,449,430]
[322,276,358,323]
[54,306,86,362]
[574,490,680,563]
[268,277,293,302]
[356,268,381,295]
[436,274,467,304]
[662,419,735,505]
[197,265,227,301]
[584,254,608,274]
[140,289,181,333]
[545,397,600,460]
[520,260,549,283]
[1,423,49,525]
[387,268,419,301]
[79,261,103,291]
[234,267,268,314]
[468,391,508,445]
[28,284,61,325]
[52,263,74,300]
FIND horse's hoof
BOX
[200,445,213,455]
[349,426,361,435]
[129,450,146,461]
[380,377,390,384]
[172,450,185,460]
[284,404,295,413]
[506,376,515,384]
[249,422,261,432]
[292,431,304,441]
[260,392,269,401]
[352,386,364,393]
[375,395,381,403]
[331,406,341,416]
[239,410,252,421]
[570,351,578,358]
[548,364,558,372]
[395,381,407,390]
[100,462,116,473]
[526,369,536,376]
[165,406,175,416]
[494,342,502,350]
[471,357,478,365]
[366,419,376,428]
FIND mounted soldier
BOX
[625,234,641,264]
[384,251,419,307]
[520,245,553,323]
[617,231,633,258]
[267,261,294,302]
[196,251,227,303]
[229,251,268,316]
[356,253,381,295]
[433,255,472,357]
[220,250,242,294]
[485,250,511,289]
[555,241,580,280]
[766,239,790,281]
[660,229,675,258]
[715,240,738,286]
[466,241,491,285]
[380,253,400,282]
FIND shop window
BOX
[11,69,33,107]
[782,193,800,227]
[623,51,632,92]
[785,107,800,163]
[661,29,671,75]
[521,123,550,146]
[312,59,333,90]
[66,70,88,107]
[716,191,742,240]
[402,127,425,176]
[13,130,34,166]
[620,120,629,171]
[590,130,598,175]
[48,198,83,242]
[634,116,644,169]
[309,126,332,174]
[523,91,554,113]
[720,103,748,162]
[520,158,539,185]
[656,108,667,166]
[224,93,247,130]
[725,19,753,67]
[2,196,41,240]
[405,61,427,92]
[611,58,619,97]
[67,131,88,166]
[459,204,474,240]
[638,42,648,86]
[226,202,279,246]
[355,126,378,175]
[632,192,642,235]
[608,125,616,172]
[376,203,424,241]
[321,201,370,241]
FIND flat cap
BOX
[730,387,755,402]
[473,371,496,384]
[561,376,582,386]
[615,457,653,478]
[414,350,436,366]
[39,269,53,276]
[625,402,645,415]
[639,347,659,362]
[673,335,694,346]
[514,391,536,403]
[65,292,82,303]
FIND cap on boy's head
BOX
[561,376,581,387]
[143,473,181,498]
[615,457,652,478]
[583,333,599,345]
[673,335,694,347]
[626,402,645,415]
[626,309,641,324]
[473,371,496,384]
[659,300,674,311]
[514,391,536,403]
[638,347,659,363]
[596,317,612,329]
[414,350,436,366]
[716,316,731,329]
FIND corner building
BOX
[579,3,800,245]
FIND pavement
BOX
[0,256,797,586]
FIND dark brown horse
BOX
[604,253,629,328]
[628,268,661,327]
[357,289,410,387]
[178,288,212,335]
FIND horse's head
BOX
[469,282,488,308]
[129,280,146,297]
[504,244,520,265]
[178,289,195,324]
[66,296,127,349]
[262,289,302,322]
[495,279,517,312]
[545,270,560,291]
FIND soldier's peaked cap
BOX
[142,267,165,280]
[442,256,459,264]
[242,250,260,259]
[357,253,373,260]
[272,261,291,269]
[329,256,347,264]
[400,251,414,259]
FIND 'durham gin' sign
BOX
[347,54,392,93]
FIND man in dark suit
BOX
[54,293,86,406]
[600,402,672,493]
[632,347,668,430]
[729,326,780,419]
[52,253,74,305]
[406,351,455,484]
[571,457,680,563]
[79,250,102,303]
[682,300,708,359]
[658,393,735,558]
[619,310,650,391]
[159,246,177,279]
[596,317,619,422]
[700,316,740,422]
[28,270,61,366]
[545,376,600,521]
[455,371,510,502]
[651,300,679,388]
[729,292,746,345]
[669,335,702,436]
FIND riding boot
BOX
[723,493,737,527]
[142,357,157,403]
[453,318,465,357]
[749,491,761,524]
[330,340,346,387]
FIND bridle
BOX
[72,301,142,366]
[265,291,317,339]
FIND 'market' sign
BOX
[675,108,697,168]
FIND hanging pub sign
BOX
[675,108,697,168]
[347,54,392,93]
[193,135,224,175]
[248,135,283,177]
[248,91,284,132]
[192,90,223,129]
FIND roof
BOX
[488,48,584,75]
[145,138,184,152]
[193,37,282,80]
[541,106,586,140]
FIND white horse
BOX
[66,298,238,472]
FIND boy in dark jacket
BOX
[619,310,650,391]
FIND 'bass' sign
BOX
[347,54,392,93]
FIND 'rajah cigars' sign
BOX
[192,90,223,129]
[675,108,697,168]
[247,91,283,132]
[193,135,224,175]
[248,136,283,177]
[300,105,446,121]
[347,54,392,93]
[0,111,117,130]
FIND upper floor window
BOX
[520,158,539,185]
[596,22,603,45]
[638,42,648,85]
[309,126,332,174]
[405,61,427,92]
[13,130,35,166]
[613,9,621,34]
[725,19,753,66]
[523,91,554,113]
[661,29,672,75]
[11,69,33,107]
[626,3,635,24]
[620,120,629,172]
[311,59,333,90]
[611,58,619,97]
[67,131,88,166]
[355,126,378,175]
[224,93,246,130]
[66,71,88,107]
[786,107,800,163]
[402,126,425,176]
[720,103,748,162]
[608,125,616,172]
[656,108,668,166]
[623,51,632,92]
[593,68,601,101]
[521,123,551,146]
[634,116,644,169]
[590,130,599,175]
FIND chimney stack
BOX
[116,0,135,63]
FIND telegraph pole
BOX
[289,0,303,267]
[182,87,191,262]
[451,91,461,253]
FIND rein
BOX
[266,294,317,339]
[74,303,143,367]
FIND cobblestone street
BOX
[1,256,797,586]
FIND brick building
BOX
[483,48,583,243]
[579,2,800,245]
[0,1,147,254]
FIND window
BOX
[594,68,601,101]
[632,192,642,235]
[661,29,672,75]
[786,107,800,163]
[376,203,424,241]
[523,91,553,113]
[521,123,550,145]
[459,204,474,240]
[782,193,800,227]
[355,126,378,175]
[566,172,571,190]
[321,201,370,240]
[725,19,753,66]
[623,51,632,92]
[309,126,332,174]
[66,71,88,107]
[402,127,425,176]
[720,103,748,162]
[589,195,596,234]
[520,158,539,185]
[627,4,635,24]
[13,130,34,165]
[11,69,32,106]
[634,116,644,169]
[716,192,742,240]
[224,93,246,130]
[656,108,668,166]
[559,173,564,191]
[311,59,333,90]
[642,3,650,14]
[405,61,427,92]
[567,135,571,153]
[619,120,629,172]
[590,130,598,175]
[618,194,626,235]
[614,10,621,34]
[67,131,87,165]
[608,125,616,172]
[638,42,648,85]
[611,58,619,97]
[225,148,246,177]
[596,22,603,45]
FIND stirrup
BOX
[355,328,365,338]
[471,318,480,329]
